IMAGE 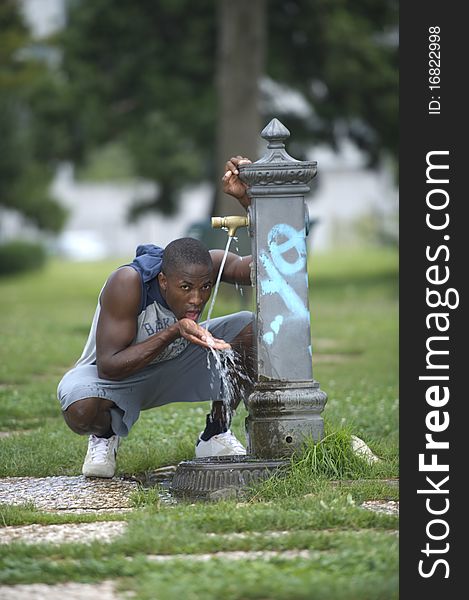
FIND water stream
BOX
[205,235,233,329]
[203,235,252,423]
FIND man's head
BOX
[158,238,213,321]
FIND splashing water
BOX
[205,235,233,329]
[206,347,253,423]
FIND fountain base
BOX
[246,380,327,458]
[170,455,288,501]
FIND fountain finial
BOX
[261,118,290,149]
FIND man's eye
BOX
[203,284,212,290]
[181,285,190,291]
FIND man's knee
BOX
[63,398,108,435]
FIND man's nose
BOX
[189,289,203,306]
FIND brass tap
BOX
[211,215,249,237]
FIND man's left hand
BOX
[222,156,251,209]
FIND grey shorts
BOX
[57,311,253,437]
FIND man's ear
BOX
[158,272,167,292]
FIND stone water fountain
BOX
[170,118,327,500]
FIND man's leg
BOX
[62,398,119,478]
[57,311,255,469]
[196,313,255,456]
[58,359,164,477]
[63,397,115,438]
[57,362,140,479]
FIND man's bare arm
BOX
[96,268,229,381]
[96,268,180,380]
[210,250,252,286]
[212,155,253,285]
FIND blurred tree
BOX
[0,0,67,234]
[55,0,217,217]
[47,0,397,217]
[215,0,266,218]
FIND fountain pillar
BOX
[239,118,327,458]
[169,118,327,500]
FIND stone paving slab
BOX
[0,476,138,512]
[204,527,398,540]
[145,549,314,562]
[361,500,399,515]
[0,521,127,545]
[0,581,122,600]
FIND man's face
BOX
[158,263,213,321]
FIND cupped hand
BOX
[222,155,252,208]
[177,318,231,350]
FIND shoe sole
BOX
[82,465,115,478]
[195,449,247,458]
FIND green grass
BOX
[0,247,398,598]
[1,534,398,600]
[248,426,398,502]
[0,503,129,528]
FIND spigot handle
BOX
[211,217,224,230]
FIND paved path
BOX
[0,581,122,600]
[0,475,398,598]
[0,521,127,545]
[0,476,138,512]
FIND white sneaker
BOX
[195,430,247,458]
[82,434,119,478]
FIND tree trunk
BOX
[214,0,266,221]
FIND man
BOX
[57,157,254,478]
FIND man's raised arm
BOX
[210,250,252,286]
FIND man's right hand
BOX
[177,318,231,351]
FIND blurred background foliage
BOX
[0,1,67,233]
[0,0,397,268]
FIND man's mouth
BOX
[185,310,200,321]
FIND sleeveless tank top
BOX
[75,244,189,368]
